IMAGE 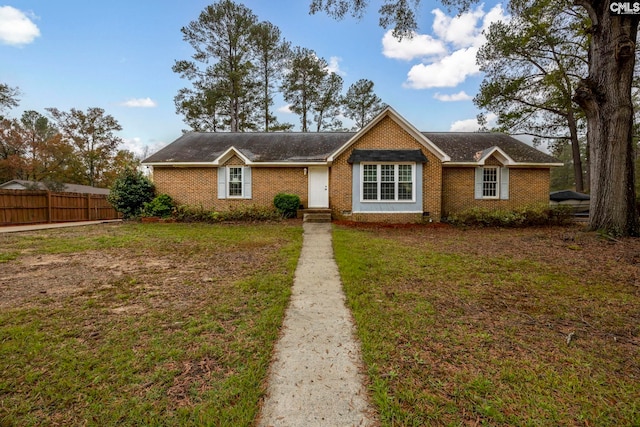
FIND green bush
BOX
[273,193,301,218]
[141,194,175,218]
[172,205,211,222]
[447,204,574,227]
[172,204,280,223]
[108,169,155,219]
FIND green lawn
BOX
[333,224,640,426]
[0,222,302,426]
[2,221,638,426]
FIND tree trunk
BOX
[230,98,239,132]
[567,109,584,192]
[573,2,639,236]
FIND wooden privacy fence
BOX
[0,190,122,226]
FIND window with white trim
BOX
[482,166,498,198]
[218,166,251,200]
[475,166,509,200]
[228,167,243,197]
[361,163,414,202]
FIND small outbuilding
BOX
[0,180,110,195]
[550,190,590,215]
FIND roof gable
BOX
[474,146,514,166]
[423,132,561,165]
[215,146,251,165]
[328,107,450,162]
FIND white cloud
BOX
[449,113,497,132]
[405,46,480,89]
[327,56,346,76]
[122,137,144,157]
[277,104,293,114]
[382,30,446,61]
[383,4,508,90]
[434,91,473,102]
[449,118,482,132]
[121,97,157,108]
[122,137,166,159]
[482,4,509,33]
[432,7,485,48]
[0,6,40,46]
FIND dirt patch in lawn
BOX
[0,239,270,311]
[0,222,301,426]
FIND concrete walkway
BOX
[0,219,122,233]
[258,222,375,427]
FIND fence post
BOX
[86,194,91,220]
[47,191,52,223]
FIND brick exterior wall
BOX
[152,167,217,209]
[249,167,308,208]
[441,157,551,217]
[152,162,308,211]
[330,116,443,223]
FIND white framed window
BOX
[361,163,415,202]
[475,166,509,200]
[218,166,252,200]
[227,167,243,198]
[482,166,498,199]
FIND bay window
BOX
[362,163,414,202]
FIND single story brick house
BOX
[142,107,561,222]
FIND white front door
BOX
[308,167,329,208]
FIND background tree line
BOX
[173,0,386,133]
[0,84,137,189]
[474,0,640,213]
[473,0,589,193]
[308,0,640,235]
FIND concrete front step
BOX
[303,212,332,223]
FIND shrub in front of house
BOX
[273,193,301,218]
[447,204,574,227]
[172,205,210,222]
[108,169,155,219]
[172,204,280,223]
[141,194,175,218]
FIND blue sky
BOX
[1,0,507,157]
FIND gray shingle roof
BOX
[143,132,354,164]
[0,180,110,194]
[143,131,559,165]
[422,132,559,164]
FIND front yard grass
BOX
[333,224,640,426]
[0,222,302,426]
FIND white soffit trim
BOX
[142,162,215,167]
[213,146,251,166]
[141,161,330,168]
[443,162,564,167]
[475,146,514,166]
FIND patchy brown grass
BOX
[333,223,640,426]
[0,221,302,426]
